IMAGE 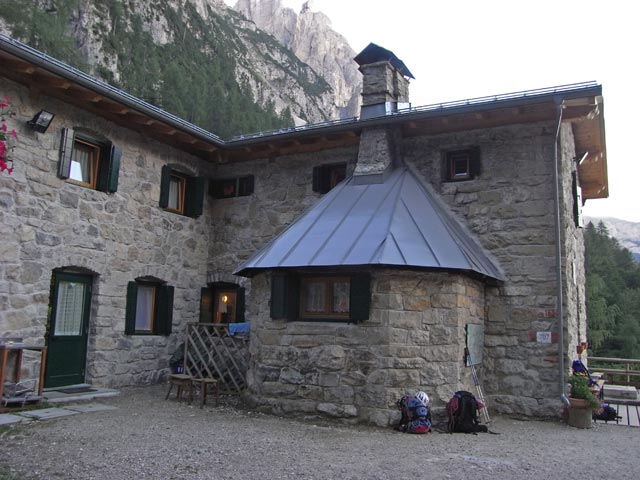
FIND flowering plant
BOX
[1,96,18,174]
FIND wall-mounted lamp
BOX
[27,110,55,133]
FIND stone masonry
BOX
[245,270,485,426]
[0,77,213,386]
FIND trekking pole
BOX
[465,348,491,424]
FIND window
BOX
[300,276,350,320]
[270,271,370,323]
[443,148,480,182]
[312,163,347,193]
[167,173,186,214]
[210,175,254,199]
[58,128,121,192]
[199,283,245,324]
[125,278,174,335]
[159,165,205,218]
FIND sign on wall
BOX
[465,324,484,366]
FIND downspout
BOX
[553,97,570,406]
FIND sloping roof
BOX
[354,42,415,79]
[235,168,504,281]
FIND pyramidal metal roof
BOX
[234,168,504,281]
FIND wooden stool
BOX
[165,373,193,403]
[193,378,219,408]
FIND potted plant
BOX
[567,374,600,428]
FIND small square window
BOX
[313,163,347,194]
[443,148,480,182]
[210,175,255,199]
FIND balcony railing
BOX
[589,357,640,388]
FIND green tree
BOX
[585,221,640,358]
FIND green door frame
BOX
[44,272,93,388]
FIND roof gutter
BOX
[0,35,224,147]
[553,97,570,407]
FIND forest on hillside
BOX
[0,0,298,139]
[585,221,640,359]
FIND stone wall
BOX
[0,78,213,386]
[245,270,484,426]
[400,121,584,416]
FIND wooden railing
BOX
[589,357,640,388]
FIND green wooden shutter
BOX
[106,145,121,193]
[312,166,323,193]
[270,272,288,319]
[156,285,174,335]
[286,275,300,322]
[58,128,75,179]
[349,273,371,323]
[185,176,205,218]
[236,287,246,322]
[469,147,481,178]
[199,287,213,323]
[159,165,172,208]
[125,281,138,334]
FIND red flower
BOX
[1,123,6,132]
[10,129,16,138]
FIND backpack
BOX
[396,395,432,434]
[593,404,621,422]
[446,390,487,433]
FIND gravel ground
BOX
[1,385,638,480]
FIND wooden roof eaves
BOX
[0,35,224,155]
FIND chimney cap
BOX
[354,43,415,79]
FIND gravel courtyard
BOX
[1,385,638,480]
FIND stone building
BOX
[0,36,607,424]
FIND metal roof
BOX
[235,168,504,281]
[354,43,415,79]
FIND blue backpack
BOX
[396,395,432,434]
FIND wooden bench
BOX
[193,377,219,408]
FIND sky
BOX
[225,0,639,222]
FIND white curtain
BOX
[168,178,179,209]
[332,281,350,313]
[304,281,325,312]
[70,145,91,183]
[135,285,154,331]
[54,281,86,336]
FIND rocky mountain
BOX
[585,217,640,262]
[0,0,361,138]
[233,0,361,118]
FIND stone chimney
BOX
[353,44,413,181]
[354,43,413,120]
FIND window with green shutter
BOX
[159,165,205,218]
[58,128,121,193]
[125,277,174,335]
[270,271,370,323]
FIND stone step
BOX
[603,384,639,401]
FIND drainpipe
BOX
[553,97,570,406]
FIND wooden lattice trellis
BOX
[183,323,249,394]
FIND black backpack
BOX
[593,404,621,422]
[446,390,487,433]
